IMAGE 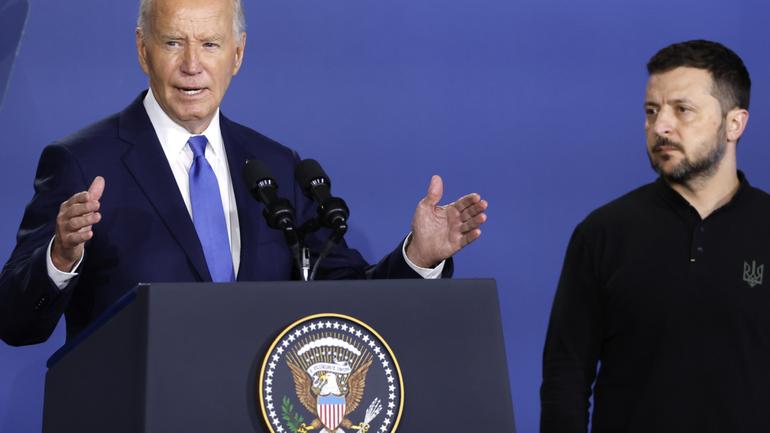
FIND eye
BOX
[645,107,658,116]
[165,40,181,48]
[203,42,220,49]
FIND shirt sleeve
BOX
[540,223,603,433]
[401,233,445,279]
[46,236,83,290]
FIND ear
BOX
[725,108,749,143]
[232,32,247,76]
[136,28,150,75]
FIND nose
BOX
[181,44,202,75]
[652,106,675,137]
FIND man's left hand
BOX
[406,175,488,268]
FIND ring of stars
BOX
[260,316,402,433]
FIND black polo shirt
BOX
[541,173,770,433]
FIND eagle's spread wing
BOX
[287,360,317,415]
[344,359,373,415]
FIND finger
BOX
[87,176,105,201]
[63,212,101,233]
[461,228,482,248]
[460,199,488,220]
[453,193,482,212]
[61,230,94,247]
[460,213,487,233]
[62,190,92,208]
[61,200,101,219]
[422,175,443,206]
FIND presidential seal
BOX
[259,314,404,433]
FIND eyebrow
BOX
[158,33,225,41]
[200,34,225,42]
[159,33,184,40]
[644,98,695,107]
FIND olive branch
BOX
[282,396,305,433]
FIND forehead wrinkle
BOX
[153,3,231,33]
[649,68,715,96]
[646,83,714,109]
[142,0,242,44]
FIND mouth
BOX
[176,86,207,96]
[652,134,684,154]
[654,145,678,153]
[652,141,684,154]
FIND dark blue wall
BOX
[1,1,769,432]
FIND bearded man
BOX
[541,40,770,433]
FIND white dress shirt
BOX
[143,89,241,275]
[47,90,442,287]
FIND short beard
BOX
[649,123,727,185]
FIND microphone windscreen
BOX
[295,159,330,190]
[243,159,274,190]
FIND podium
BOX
[42,279,515,432]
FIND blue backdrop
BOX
[1,1,769,432]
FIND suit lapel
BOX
[117,93,211,281]
[220,115,264,281]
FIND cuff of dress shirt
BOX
[402,233,445,279]
[46,236,82,290]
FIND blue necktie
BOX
[188,135,235,282]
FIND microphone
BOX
[294,159,349,233]
[243,160,297,231]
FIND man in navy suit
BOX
[0,0,488,346]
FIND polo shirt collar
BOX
[654,170,750,218]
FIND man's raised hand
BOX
[51,176,105,272]
[406,175,488,268]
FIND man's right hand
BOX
[51,176,105,272]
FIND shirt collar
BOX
[654,170,750,218]
[142,88,225,160]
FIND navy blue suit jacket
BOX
[0,92,448,346]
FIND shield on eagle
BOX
[317,394,346,431]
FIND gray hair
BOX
[137,0,246,41]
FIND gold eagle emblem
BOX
[258,315,403,433]
[286,336,382,433]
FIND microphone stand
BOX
[295,218,347,281]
